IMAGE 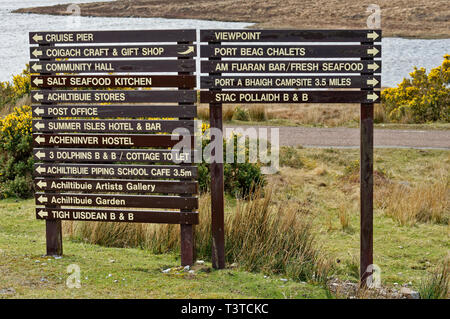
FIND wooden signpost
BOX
[199,29,381,287]
[30,28,381,287]
[30,30,199,266]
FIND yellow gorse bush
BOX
[0,65,31,106]
[381,55,450,123]
[0,105,32,137]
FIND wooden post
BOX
[179,40,195,266]
[209,41,225,269]
[360,36,375,287]
[39,43,63,256]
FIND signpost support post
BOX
[40,43,63,256]
[179,40,196,266]
[360,35,376,287]
[208,41,225,269]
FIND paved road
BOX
[223,125,450,150]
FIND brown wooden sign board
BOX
[201,60,381,74]
[33,133,194,148]
[35,193,198,209]
[34,178,198,194]
[200,90,380,104]
[31,90,196,103]
[200,29,381,42]
[32,105,197,118]
[31,75,196,88]
[30,45,196,59]
[30,30,196,44]
[36,208,199,225]
[30,60,195,74]
[201,75,381,89]
[34,163,197,179]
[32,119,195,133]
[33,148,195,163]
[201,45,381,58]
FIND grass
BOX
[0,198,328,299]
[419,260,449,299]
[0,147,448,298]
[271,147,449,287]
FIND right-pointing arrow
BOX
[367,47,379,56]
[367,31,379,40]
[367,78,379,87]
[368,62,380,71]
[367,92,379,102]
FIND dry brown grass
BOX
[265,103,360,126]
[64,187,331,282]
[248,105,267,122]
[375,179,449,226]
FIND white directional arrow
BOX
[31,63,42,72]
[33,93,44,101]
[367,47,379,56]
[32,49,43,58]
[367,78,379,87]
[35,151,45,159]
[367,92,379,102]
[368,62,380,72]
[35,166,46,174]
[178,46,195,55]
[367,31,379,41]
[37,195,48,204]
[32,34,43,42]
[35,135,45,144]
[33,78,43,86]
[36,180,47,188]
[34,122,45,130]
[34,107,44,116]
[37,210,48,218]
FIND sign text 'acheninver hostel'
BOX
[31,29,381,283]
[30,30,199,265]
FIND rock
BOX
[109,259,115,263]
[162,268,171,273]
[0,288,15,295]
[400,287,420,299]
[188,270,195,274]
[196,260,205,265]
[230,263,238,268]
[280,278,288,282]
[183,265,190,271]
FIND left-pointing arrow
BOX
[33,93,44,101]
[37,195,48,203]
[37,210,48,218]
[33,78,43,86]
[31,64,42,72]
[34,122,45,130]
[32,34,43,42]
[35,151,45,159]
[32,49,43,58]
[34,107,44,115]
[36,180,47,188]
[35,166,46,174]
[35,135,45,144]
